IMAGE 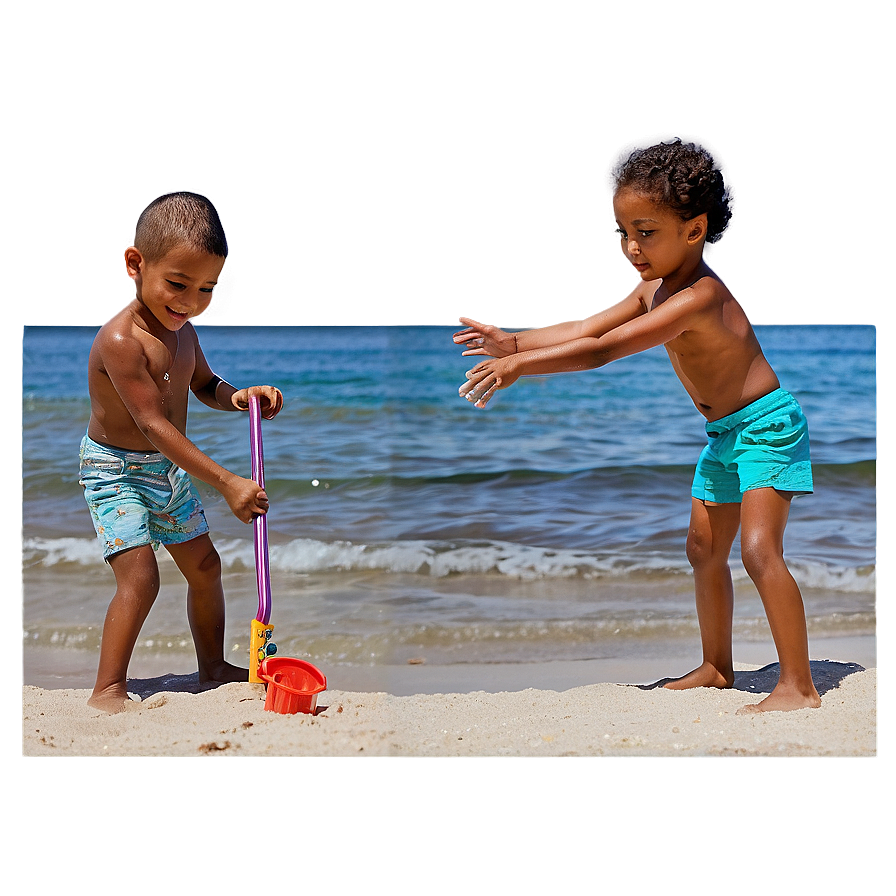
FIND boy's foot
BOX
[87,687,131,714]
[198,661,249,686]
[736,682,822,714]
[660,661,734,691]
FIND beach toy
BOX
[246,395,328,705]
[248,395,276,683]
[257,656,328,715]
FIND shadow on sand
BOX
[126,671,240,700]
[636,659,865,695]
[125,671,331,715]
[127,659,865,702]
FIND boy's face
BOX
[126,244,226,331]
[612,188,705,282]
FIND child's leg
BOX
[663,497,741,690]
[88,545,161,712]
[737,487,821,712]
[165,534,248,684]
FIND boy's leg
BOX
[663,497,740,690]
[165,534,248,684]
[737,487,821,712]
[89,545,161,712]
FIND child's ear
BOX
[687,214,708,245]
[124,247,144,281]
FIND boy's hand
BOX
[223,475,270,524]
[459,357,519,408]
[453,318,517,358]
[232,385,284,419]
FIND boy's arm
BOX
[454,282,656,357]
[190,339,284,418]
[460,282,704,408]
[100,331,268,522]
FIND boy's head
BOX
[126,193,227,330]
[134,192,228,263]
[612,140,732,244]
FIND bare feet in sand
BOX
[661,661,734,691]
[736,682,821,714]
[658,663,821,713]
[88,663,248,713]
[87,687,131,714]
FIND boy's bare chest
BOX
[141,329,193,387]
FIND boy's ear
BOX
[686,214,708,245]
[124,246,144,281]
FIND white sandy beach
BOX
[22,659,874,757]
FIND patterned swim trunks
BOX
[79,434,209,560]
[691,388,813,504]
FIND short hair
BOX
[134,192,228,261]
[612,139,732,243]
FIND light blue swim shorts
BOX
[691,388,813,504]
[79,434,209,560]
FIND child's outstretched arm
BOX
[453,281,656,358]
[459,280,704,408]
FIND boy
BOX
[454,140,821,712]
[79,192,283,713]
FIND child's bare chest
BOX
[141,329,193,388]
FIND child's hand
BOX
[459,357,519,408]
[223,475,270,524]
[453,318,517,357]
[232,385,284,419]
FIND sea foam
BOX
[23,534,872,594]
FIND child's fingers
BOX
[457,372,482,399]
[260,387,283,418]
[473,380,499,408]
[465,358,493,376]
[459,367,501,405]
[238,385,283,417]
[453,328,481,344]
[249,489,270,519]
[453,317,489,343]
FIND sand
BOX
[22,659,875,757]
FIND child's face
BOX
[612,188,704,282]
[127,244,226,330]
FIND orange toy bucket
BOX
[258,656,327,715]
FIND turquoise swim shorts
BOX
[79,434,209,560]
[691,388,813,504]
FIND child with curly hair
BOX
[454,139,820,712]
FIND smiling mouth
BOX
[166,307,189,319]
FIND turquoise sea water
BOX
[22,325,875,684]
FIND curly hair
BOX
[134,192,228,261]
[612,139,732,243]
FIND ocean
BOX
[22,325,876,692]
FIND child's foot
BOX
[661,661,734,691]
[736,681,821,714]
[198,660,249,685]
[87,686,131,714]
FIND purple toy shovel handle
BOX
[249,395,272,625]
